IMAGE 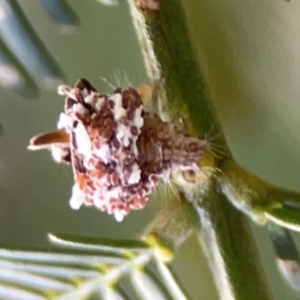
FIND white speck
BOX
[92,190,105,207]
[73,103,88,117]
[85,92,103,110]
[51,146,67,163]
[69,184,85,210]
[58,85,76,100]
[95,97,105,111]
[127,163,141,184]
[131,138,139,157]
[116,123,131,147]
[134,106,144,128]
[114,210,126,222]
[96,143,111,164]
[81,88,88,97]
[105,187,120,201]
[75,122,91,156]
[57,113,73,130]
[110,93,126,121]
[84,92,95,105]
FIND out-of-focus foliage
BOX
[0,233,189,300]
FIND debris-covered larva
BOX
[28,79,208,221]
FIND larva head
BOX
[28,79,207,221]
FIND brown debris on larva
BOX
[28,78,207,221]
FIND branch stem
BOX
[127,1,273,299]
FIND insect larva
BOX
[28,79,208,221]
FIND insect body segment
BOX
[28,79,208,221]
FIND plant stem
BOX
[268,223,300,292]
[127,1,273,299]
[193,178,273,300]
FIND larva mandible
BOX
[28,79,208,221]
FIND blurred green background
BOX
[0,0,300,299]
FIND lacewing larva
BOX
[28,79,208,221]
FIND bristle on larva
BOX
[28,78,208,221]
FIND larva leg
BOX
[136,83,153,105]
[136,81,162,116]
